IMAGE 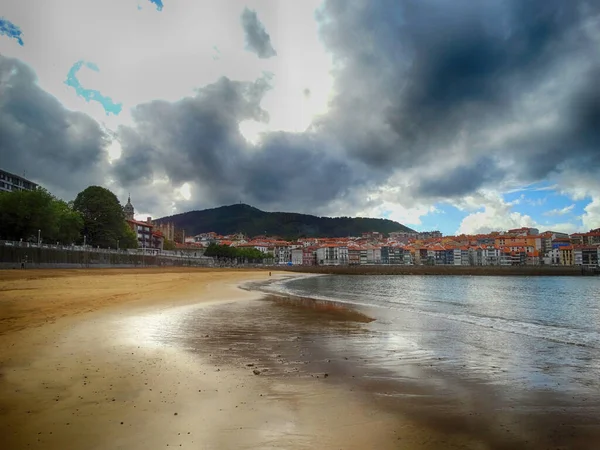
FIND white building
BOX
[339,246,349,264]
[291,249,303,265]
[453,248,470,266]
[365,247,381,264]
[253,244,270,253]
[0,169,38,193]
[548,247,561,265]
[499,252,513,266]
[316,246,348,265]
[274,244,292,264]
[470,246,503,266]
[574,248,583,266]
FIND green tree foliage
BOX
[120,223,138,249]
[73,186,133,248]
[53,200,85,244]
[163,239,176,251]
[204,243,270,261]
[0,188,83,244]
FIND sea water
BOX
[266,275,600,394]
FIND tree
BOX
[204,243,269,261]
[0,188,53,241]
[53,200,84,244]
[120,223,138,249]
[73,186,129,248]
[163,239,176,251]
[0,188,83,243]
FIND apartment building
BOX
[316,245,348,265]
[0,169,38,193]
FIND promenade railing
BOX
[0,240,214,267]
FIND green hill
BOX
[155,204,414,239]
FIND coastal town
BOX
[169,226,600,268]
[119,193,600,269]
[2,169,599,269]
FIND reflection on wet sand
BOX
[0,271,404,450]
[150,293,600,450]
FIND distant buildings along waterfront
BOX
[177,226,600,269]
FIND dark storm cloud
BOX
[113,0,600,215]
[13,0,592,217]
[113,76,261,205]
[488,65,600,183]
[316,0,600,197]
[240,8,277,59]
[0,55,108,199]
[242,132,365,208]
[567,69,600,160]
[113,75,370,213]
[417,157,506,198]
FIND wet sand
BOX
[169,291,600,449]
[0,268,410,450]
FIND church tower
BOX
[123,194,135,220]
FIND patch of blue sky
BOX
[415,204,466,235]
[65,61,122,116]
[505,188,575,217]
[379,204,461,235]
[504,188,550,210]
[503,188,589,231]
[0,17,24,46]
[148,0,163,11]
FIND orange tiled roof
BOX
[127,219,153,227]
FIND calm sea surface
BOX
[265,275,600,394]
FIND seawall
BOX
[278,265,592,276]
[0,245,213,269]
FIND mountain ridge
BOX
[155,203,415,239]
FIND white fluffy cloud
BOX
[544,205,575,216]
[456,193,535,235]
[1,0,332,136]
[455,192,582,235]
[581,199,600,231]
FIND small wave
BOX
[267,279,600,349]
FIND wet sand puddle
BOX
[145,292,600,450]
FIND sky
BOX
[0,0,599,235]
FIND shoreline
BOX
[0,268,412,450]
[279,264,592,276]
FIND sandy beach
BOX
[5,268,590,449]
[0,268,432,450]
